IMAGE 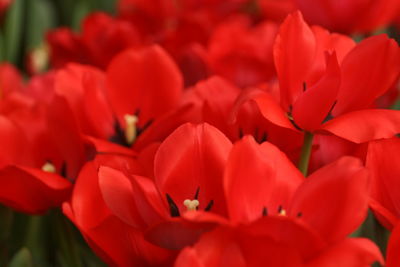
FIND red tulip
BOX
[99,123,231,250]
[294,0,400,34]
[64,153,175,267]
[242,11,400,143]
[98,121,372,254]
[47,12,141,69]
[208,16,278,87]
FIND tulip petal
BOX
[306,238,383,267]
[321,109,400,143]
[386,223,400,267]
[0,165,71,214]
[253,92,296,130]
[99,166,167,229]
[292,52,340,131]
[64,161,173,267]
[145,217,219,250]
[224,136,303,223]
[333,35,400,115]
[155,123,232,217]
[367,138,400,229]
[289,156,369,243]
[242,216,325,260]
[274,11,316,108]
[106,45,183,125]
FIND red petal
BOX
[46,95,86,180]
[289,156,369,243]
[145,216,220,250]
[307,26,355,85]
[175,247,203,267]
[54,63,114,139]
[367,138,400,229]
[155,123,232,217]
[253,92,296,130]
[242,216,326,260]
[224,136,303,223]
[106,45,183,125]
[292,52,340,131]
[68,162,111,229]
[386,223,400,267]
[333,35,400,115]
[306,238,383,267]
[133,102,199,151]
[273,11,316,109]
[0,165,71,214]
[0,115,28,167]
[321,109,400,143]
[174,227,247,267]
[99,166,166,229]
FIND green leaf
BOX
[9,248,34,267]
[71,1,91,31]
[25,0,56,49]
[3,0,25,64]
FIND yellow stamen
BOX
[42,162,56,173]
[124,114,138,145]
[183,199,199,211]
[31,43,49,74]
[279,209,287,216]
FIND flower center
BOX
[124,114,139,145]
[183,199,200,211]
[42,162,56,173]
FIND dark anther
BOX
[109,120,130,147]
[60,162,67,178]
[262,207,268,216]
[166,194,180,217]
[136,119,154,136]
[205,200,214,212]
[258,132,268,143]
[254,127,259,140]
[194,187,200,200]
[238,128,244,139]
[287,105,303,131]
[303,82,307,92]
[323,100,337,123]
[297,212,303,218]
[277,205,283,213]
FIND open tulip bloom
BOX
[0,0,399,266]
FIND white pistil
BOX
[183,199,200,211]
[279,209,287,216]
[124,114,138,145]
[42,162,56,173]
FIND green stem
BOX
[298,131,314,177]
[54,211,83,267]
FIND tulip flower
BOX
[208,16,278,87]
[98,122,373,254]
[47,12,141,69]
[236,11,400,175]
[253,11,400,137]
[63,153,176,267]
[294,0,400,34]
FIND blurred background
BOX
[0,0,116,71]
